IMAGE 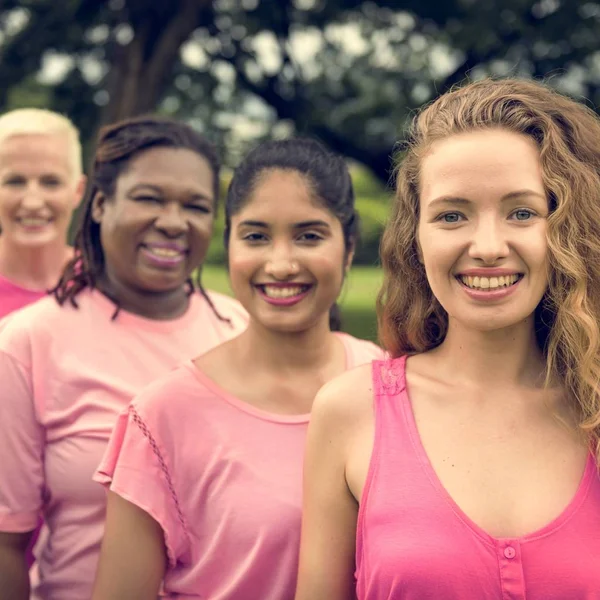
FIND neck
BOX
[233,315,339,373]
[432,316,546,388]
[0,237,71,289]
[97,274,190,320]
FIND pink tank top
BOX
[356,356,600,600]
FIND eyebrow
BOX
[128,183,211,201]
[237,219,331,229]
[428,189,546,208]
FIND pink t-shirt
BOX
[0,273,47,319]
[0,288,248,600]
[356,356,600,600]
[95,333,384,599]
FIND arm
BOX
[92,491,166,600]
[295,372,365,600]
[0,531,34,600]
[0,347,44,599]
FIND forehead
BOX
[234,169,336,223]
[420,129,544,203]
[0,133,72,175]
[116,147,214,195]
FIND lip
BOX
[144,242,188,252]
[255,283,313,307]
[456,268,523,277]
[140,243,187,268]
[16,216,53,230]
[456,275,522,301]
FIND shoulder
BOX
[337,332,386,366]
[0,296,66,356]
[311,362,376,434]
[131,364,200,415]
[129,362,223,431]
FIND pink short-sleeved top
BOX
[0,288,248,600]
[356,356,600,600]
[0,273,47,319]
[95,333,384,600]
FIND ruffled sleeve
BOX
[94,404,190,567]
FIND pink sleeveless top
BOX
[356,356,600,600]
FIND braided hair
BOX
[53,115,229,323]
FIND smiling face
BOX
[417,128,549,333]
[0,133,84,247]
[92,146,215,295]
[228,169,351,333]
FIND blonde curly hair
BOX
[378,78,600,461]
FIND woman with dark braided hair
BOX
[0,115,247,600]
[91,138,383,599]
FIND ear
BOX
[72,175,87,210]
[344,241,356,274]
[91,190,107,224]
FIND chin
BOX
[454,313,533,334]
[13,233,59,247]
[139,278,189,294]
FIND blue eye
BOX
[513,209,534,221]
[439,212,463,223]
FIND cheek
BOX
[0,191,19,212]
[189,215,214,238]
[48,191,75,212]
[310,250,346,286]
[227,245,259,282]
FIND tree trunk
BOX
[101,0,211,125]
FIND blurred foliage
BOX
[0,0,597,185]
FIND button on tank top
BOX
[355,357,600,600]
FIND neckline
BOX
[399,354,595,545]
[89,288,203,332]
[186,332,352,424]
[0,272,49,294]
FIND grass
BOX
[202,265,383,342]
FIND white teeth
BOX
[262,285,306,299]
[459,274,519,290]
[148,247,182,258]
[19,218,49,226]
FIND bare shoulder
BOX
[311,362,375,431]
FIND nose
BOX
[468,216,510,264]
[154,202,187,237]
[264,242,300,280]
[20,185,45,210]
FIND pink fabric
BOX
[95,333,384,599]
[356,356,600,600]
[0,274,48,567]
[0,288,247,600]
[0,273,47,320]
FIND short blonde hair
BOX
[0,108,82,178]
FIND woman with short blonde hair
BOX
[0,108,85,318]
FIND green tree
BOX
[0,0,597,181]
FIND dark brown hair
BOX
[224,138,359,331]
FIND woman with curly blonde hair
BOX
[294,78,600,600]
